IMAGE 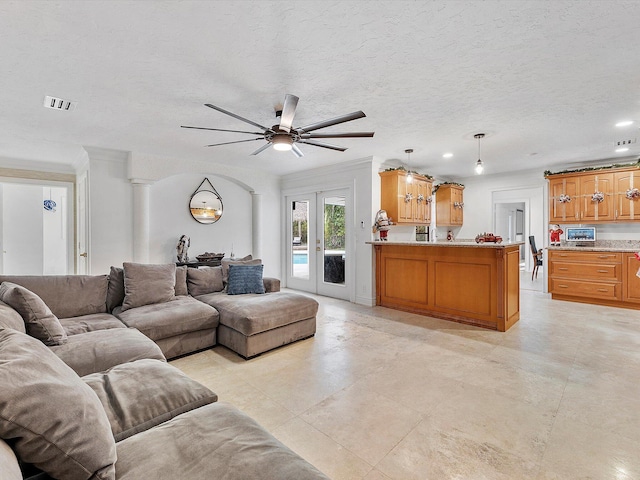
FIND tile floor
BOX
[171,282,640,480]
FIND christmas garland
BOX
[544,160,640,177]
[383,166,434,180]
[433,181,465,193]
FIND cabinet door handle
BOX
[597,269,609,273]
[598,255,613,259]
[597,289,608,292]
[558,267,569,271]
[558,254,568,257]
[558,284,569,288]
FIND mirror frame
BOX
[189,178,223,224]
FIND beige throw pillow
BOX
[186,266,224,296]
[0,282,67,346]
[0,329,116,480]
[121,263,176,312]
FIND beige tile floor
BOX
[171,282,640,480]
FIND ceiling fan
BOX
[181,94,374,157]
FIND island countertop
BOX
[367,240,524,248]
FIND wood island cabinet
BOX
[379,170,433,225]
[548,249,640,309]
[547,166,640,223]
[435,184,464,226]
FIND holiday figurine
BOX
[447,230,454,242]
[549,224,563,246]
[373,210,394,241]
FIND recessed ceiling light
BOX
[442,153,453,158]
[615,121,634,127]
[615,147,629,153]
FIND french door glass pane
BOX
[323,196,345,285]
[291,200,309,279]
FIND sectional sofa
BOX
[0,261,326,480]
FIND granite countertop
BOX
[367,240,524,248]
[546,240,640,253]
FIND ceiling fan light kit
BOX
[182,94,374,157]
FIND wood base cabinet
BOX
[374,243,520,331]
[549,249,640,309]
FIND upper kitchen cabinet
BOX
[435,183,464,226]
[546,166,640,223]
[379,169,433,225]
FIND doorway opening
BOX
[0,179,74,275]
[286,188,351,301]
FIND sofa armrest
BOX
[263,277,280,293]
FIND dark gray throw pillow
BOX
[121,263,176,312]
[0,282,67,346]
[226,264,266,295]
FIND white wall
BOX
[149,174,252,264]
[281,157,381,306]
[87,150,134,274]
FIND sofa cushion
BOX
[175,265,188,296]
[227,264,266,295]
[0,299,26,333]
[0,282,67,346]
[121,263,176,312]
[50,328,166,377]
[106,266,126,312]
[59,313,126,336]
[114,402,329,480]
[187,266,224,296]
[115,296,219,341]
[0,329,116,480]
[83,359,218,442]
[196,292,318,336]
[0,275,109,318]
[221,256,260,283]
[0,438,22,480]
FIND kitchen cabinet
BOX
[379,170,433,225]
[548,249,640,310]
[614,169,640,220]
[435,184,464,226]
[547,166,640,223]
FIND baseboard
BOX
[355,295,375,307]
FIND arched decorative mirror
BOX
[189,178,223,224]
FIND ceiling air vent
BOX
[613,138,637,147]
[43,95,77,112]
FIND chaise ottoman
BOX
[195,292,318,359]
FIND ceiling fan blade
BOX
[279,94,299,133]
[299,132,375,139]
[250,143,272,156]
[204,103,271,131]
[205,138,263,147]
[181,125,264,135]
[291,144,304,158]
[296,111,366,133]
[298,140,347,152]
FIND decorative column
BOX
[251,193,262,259]
[131,181,151,263]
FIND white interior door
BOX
[286,188,351,301]
[76,171,89,274]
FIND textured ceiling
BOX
[1,0,640,178]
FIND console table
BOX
[176,259,222,268]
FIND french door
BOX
[286,189,350,300]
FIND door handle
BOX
[316,247,321,252]
[80,252,88,257]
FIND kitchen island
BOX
[370,241,522,331]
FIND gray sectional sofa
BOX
[0,261,326,480]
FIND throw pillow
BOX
[221,256,261,283]
[227,264,266,295]
[0,282,67,346]
[186,266,224,296]
[174,265,188,296]
[83,359,218,442]
[0,329,116,480]
[121,263,176,312]
[106,266,125,312]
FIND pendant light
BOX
[405,148,414,183]
[474,133,485,175]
